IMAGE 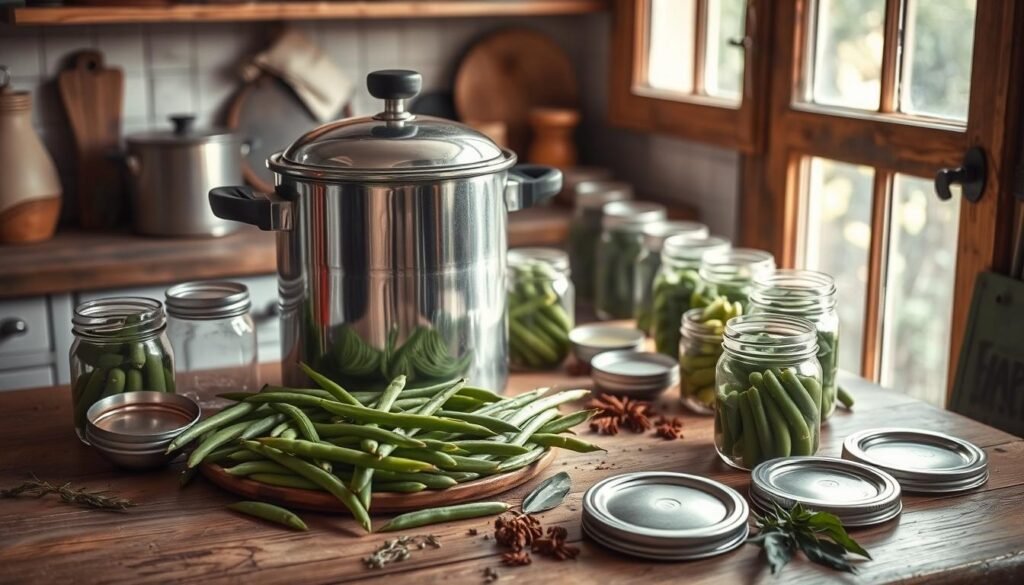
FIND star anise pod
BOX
[494,513,543,551]
[501,550,532,566]
[654,416,684,440]
[589,415,620,435]
[588,395,653,435]
[532,526,580,561]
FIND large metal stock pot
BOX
[210,70,562,390]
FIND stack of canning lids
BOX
[590,350,680,398]
[582,472,749,560]
[86,391,201,470]
[842,428,989,494]
[750,457,902,527]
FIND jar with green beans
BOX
[750,270,839,421]
[594,201,667,320]
[508,248,575,370]
[698,248,776,310]
[715,314,822,471]
[651,235,731,358]
[678,300,741,415]
[633,220,708,334]
[70,297,175,443]
[567,181,633,303]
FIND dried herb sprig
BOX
[748,503,871,575]
[0,477,135,511]
[363,534,441,569]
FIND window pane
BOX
[703,0,746,101]
[880,175,961,406]
[808,0,885,110]
[899,0,976,123]
[644,0,696,93]
[801,157,875,373]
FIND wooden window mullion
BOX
[878,0,903,113]
[694,0,708,96]
[861,171,892,380]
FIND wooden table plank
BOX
[0,366,1021,584]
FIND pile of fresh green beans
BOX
[651,268,715,359]
[72,338,174,433]
[678,299,742,413]
[715,367,821,470]
[168,364,598,532]
[508,260,574,370]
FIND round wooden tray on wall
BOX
[200,449,555,514]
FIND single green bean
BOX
[417,439,462,453]
[475,387,550,416]
[760,389,792,458]
[100,367,126,398]
[762,371,813,456]
[373,471,458,489]
[837,385,855,409]
[374,481,428,493]
[127,342,146,369]
[225,460,292,476]
[125,368,143,392]
[239,413,287,441]
[536,409,600,434]
[167,402,258,453]
[444,454,500,473]
[312,423,426,448]
[257,438,438,473]
[388,448,458,469]
[505,389,590,428]
[271,404,320,442]
[449,441,530,456]
[737,391,761,468]
[495,446,548,473]
[379,502,510,532]
[434,410,522,434]
[144,351,166,392]
[778,369,820,424]
[298,362,360,405]
[318,402,496,436]
[249,473,321,491]
[530,433,605,453]
[227,501,308,531]
[187,420,252,468]
[457,387,502,404]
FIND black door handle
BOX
[935,146,985,202]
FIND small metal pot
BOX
[209,70,563,390]
[125,115,243,237]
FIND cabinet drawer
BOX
[0,365,55,391]
[0,297,52,359]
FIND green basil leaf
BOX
[795,533,857,574]
[522,471,572,514]
[751,531,795,575]
[806,511,872,559]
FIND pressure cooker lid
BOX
[272,70,515,180]
[126,114,236,145]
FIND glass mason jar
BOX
[651,235,731,358]
[594,201,667,320]
[633,220,709,334]
[678,308,725,415]
[567,181,633,303]
[166,281,259,411]
[698,248,776,310]
[715,314,823,471]
[750,270,839,420]
[70,297,175,443]
[508,248,575,370]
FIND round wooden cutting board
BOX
[200,449,555,514]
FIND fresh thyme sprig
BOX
[363,534,441,569]
[0,476,135,511]
[747,502,871,575]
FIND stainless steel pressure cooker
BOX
[210,70,562,391]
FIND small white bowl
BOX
[568,324,646,365]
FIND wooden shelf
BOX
[2,1,608,26]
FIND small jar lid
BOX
[641,220,709,252]
[165,281,252,320]
[507,247,569,274]
[574,180,634,210]
[590,350,679,396]
[601,201,667,231]
[750,457,903,527]
[842,428,989,493]
[662,234,731,263]
[86,391,201,445]
[583,472,749,560]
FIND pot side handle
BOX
[505,164,563,212]
[209,185,292,231]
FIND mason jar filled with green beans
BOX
[679,301,740,415]
[70,297,175,443]
[633,220,709,334]
[567,181,633,303]
[507,248,575,370]
[651,235,731,358]
[699,248,776,311]
[750,270,839,421]
[594,201,667,320]
[715,314,822,471]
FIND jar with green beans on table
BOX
[750,270,839,420]
[698,248,775,311]
[633,220,708,334]
[714,314,822,471]
[507,248,575,370]
[567,181,633,303]
[70,297,175,443]
[678,299,741,415]
[594,201,667,320]
[651,235,731,358]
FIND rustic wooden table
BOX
[1,367,1021,584]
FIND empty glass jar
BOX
[594,201,666,320]
[698,248,776,310]
[567,181,633,303]
[70,297,174,443]
[750,270,839,420]
[633,220,709,334]
[715,314,822,471]
[507,248,575,370]
[166,281,258,411]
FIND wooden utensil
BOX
[454,28,579,157]
[200,449,555,514]
[58,50,124,229]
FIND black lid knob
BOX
[170,114,196,136]
[367,70,422,100]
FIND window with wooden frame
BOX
[609,0,768,151]
[740,0,1021,406]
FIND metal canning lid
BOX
[86,391,201,444]
[750,457,902,527]
[662,234,731,263]
[600,201,667,231]
[507,247,569,273]
[165,281,252,320]
[590,350,679,393]
[842,428,989,493]
[574,180,634,210]
[641,220,709,251]
[582,472,749,559]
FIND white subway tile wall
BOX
[0,15,739,236]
